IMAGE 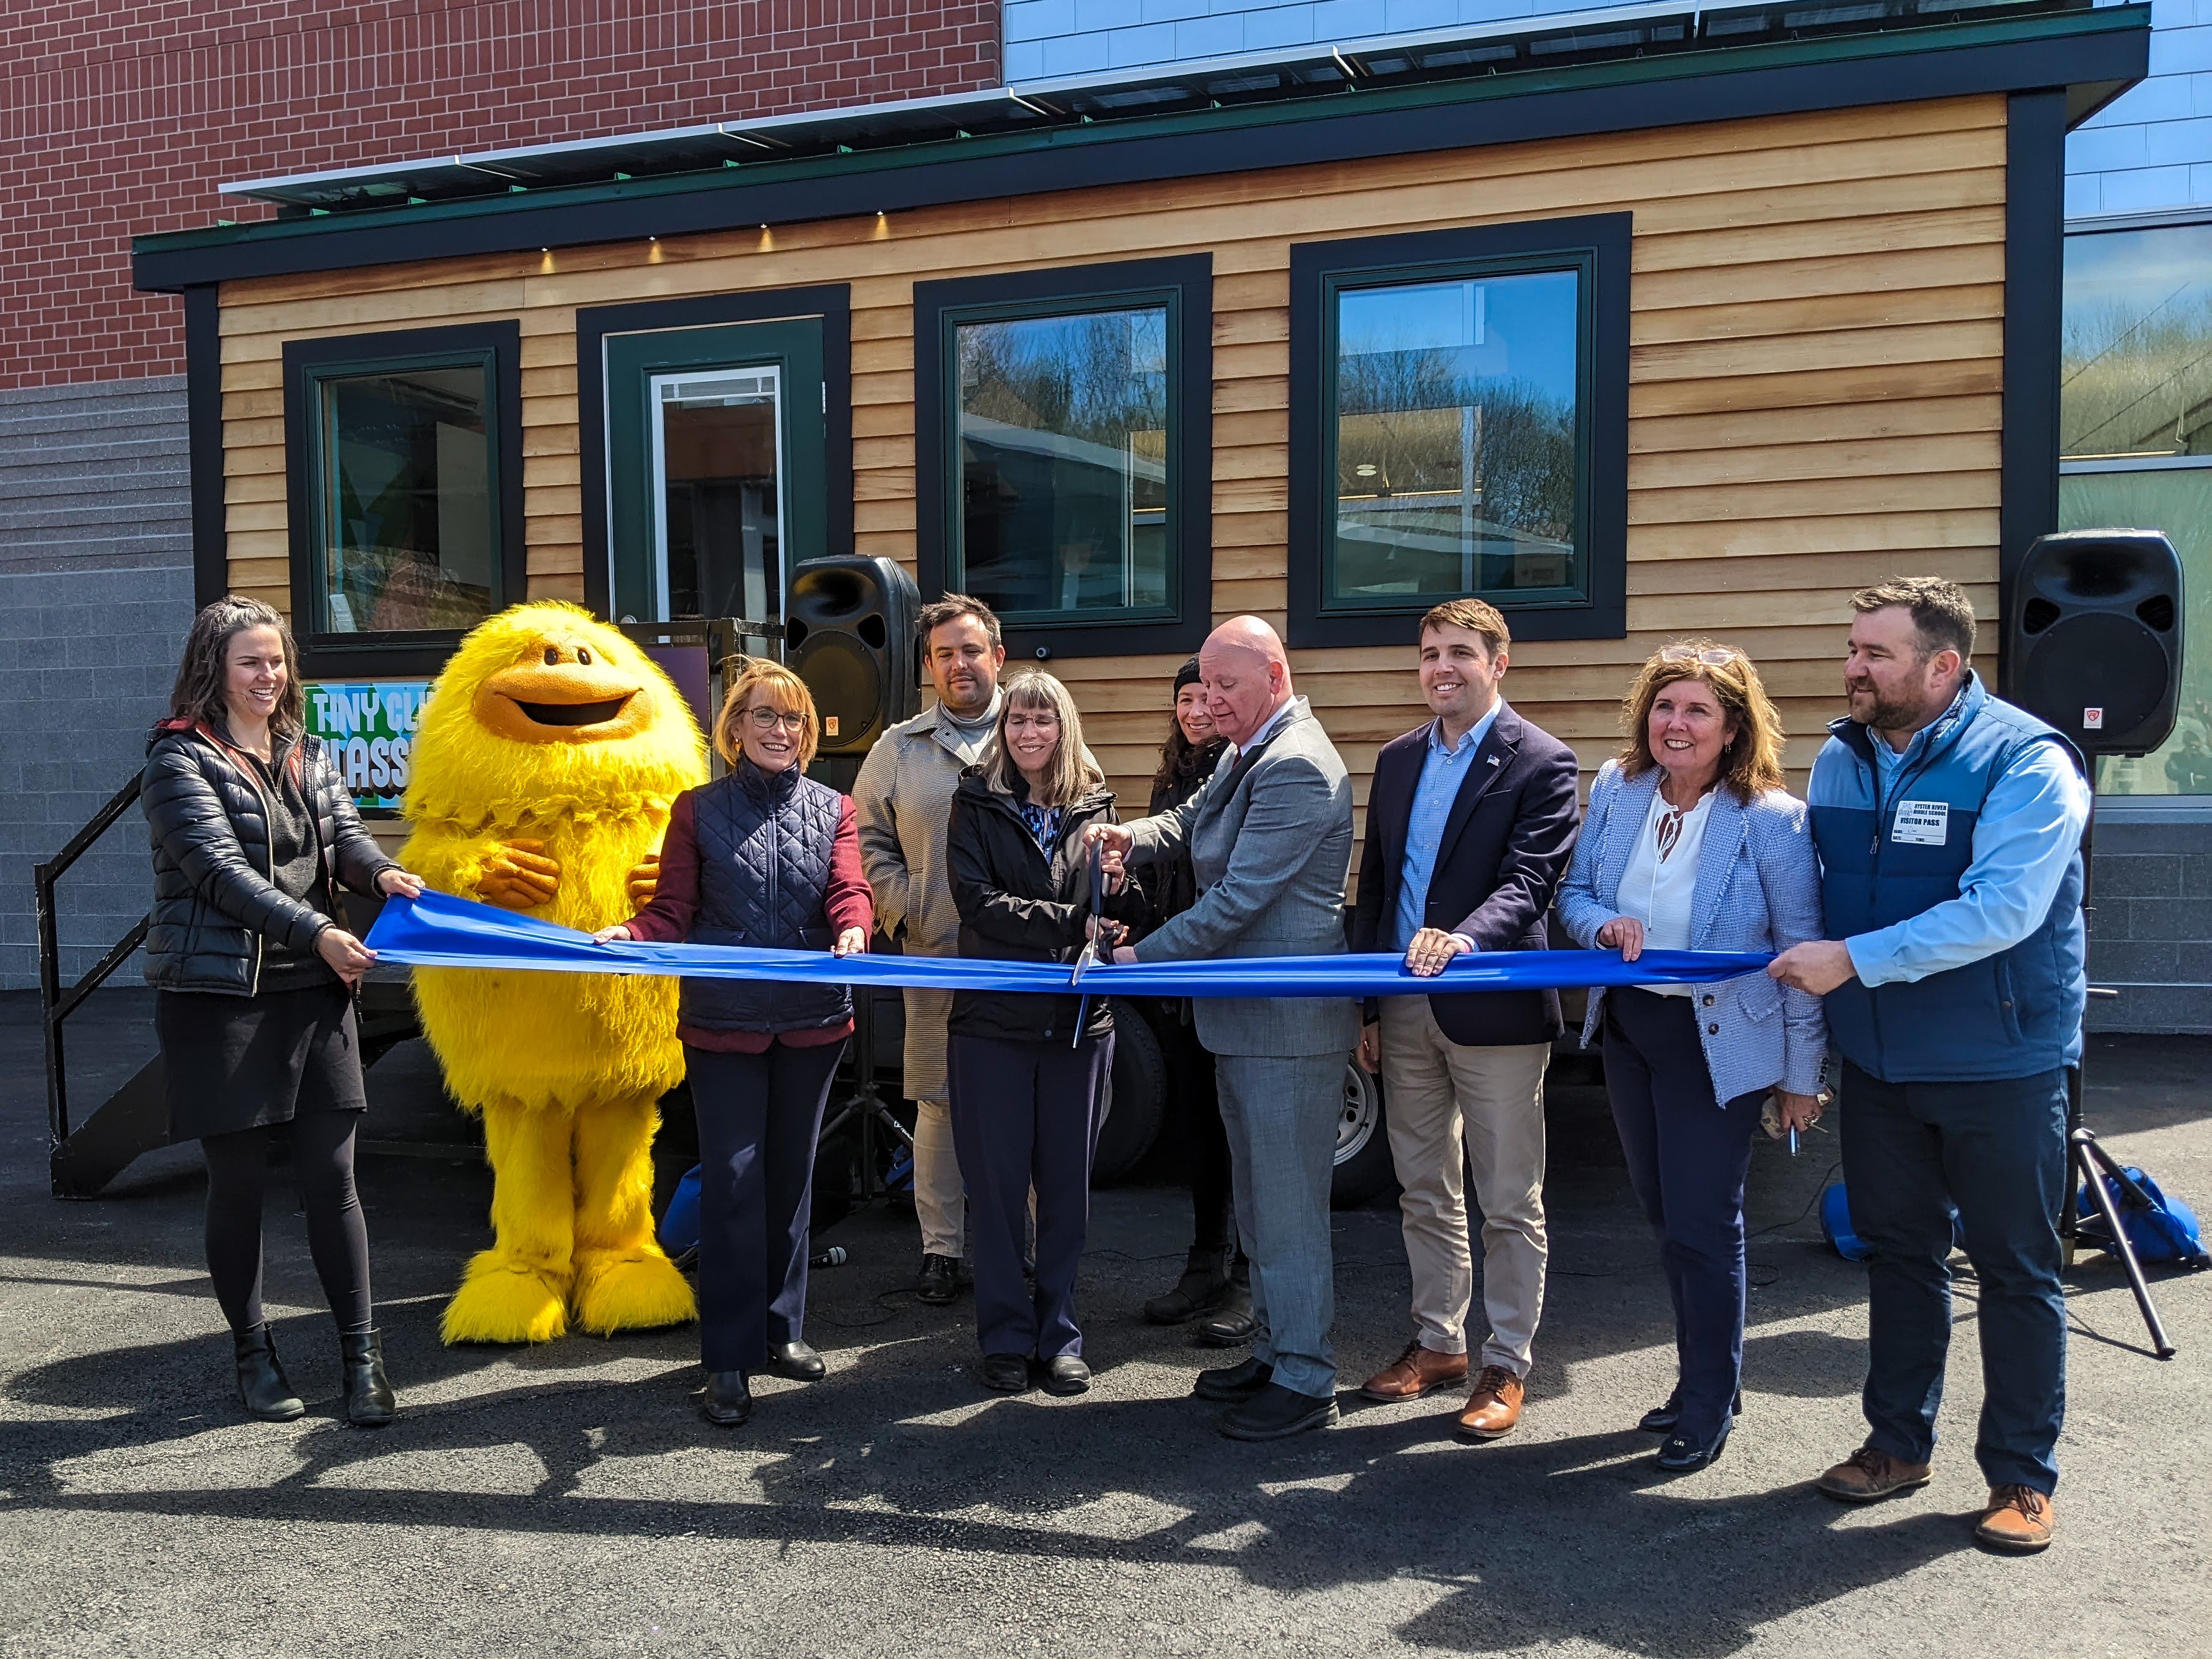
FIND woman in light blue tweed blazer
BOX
[1557,641,1827,1473]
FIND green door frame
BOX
[603,317,827,624]
[579,285,854,623]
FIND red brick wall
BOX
[1,1,1000,389]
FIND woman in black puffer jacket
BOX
[143,596,420,1427]
[945,671,1145,1397]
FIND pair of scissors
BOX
[1069,838,1105,1049]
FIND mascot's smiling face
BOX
[471,620,662,746]
[405,602,706,829]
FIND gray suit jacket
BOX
[1128,696,1359,1058]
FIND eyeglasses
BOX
[1658,645,1739,668]
[744,707,810,732]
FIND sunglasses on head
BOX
[1658,645,1739,668]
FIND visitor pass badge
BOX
[1893,800,1949,846]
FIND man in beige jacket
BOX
[853,594,1006,1302]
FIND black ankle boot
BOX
[1196,1256,1257,1346]
[1143,1247,1231,1325]
[339,1328,397,1427]
[234,1324,305,1422]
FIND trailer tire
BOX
[1330,1060,1394,1209]
[1092,999,1167,1186]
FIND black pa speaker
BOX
[2004,529,2184,757]
[786,555,921,759]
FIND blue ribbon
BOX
[366,889,1775,999]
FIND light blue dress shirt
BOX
[1845,688,2092,987]
[1391,699,1506,952]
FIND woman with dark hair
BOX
[1135,659,1250,1340]
[1557,640,1827,1473]
[945,671,1144,1396]
[143,595,422,1426]
[596,659,872,1429]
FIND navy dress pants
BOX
[1840,1059,2068,1495]
[686,1039,845,1375]
[1602,986,1764,1444]
[947,1031,1112,1360]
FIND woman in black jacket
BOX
[945,671,1143,1397]
[143,596,421,1426]
[1134,659,1250,1342]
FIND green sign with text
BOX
[305,681,434,811]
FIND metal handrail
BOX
[35,773,149,1152]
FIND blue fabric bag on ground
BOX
[659,1165,704,1257]
[2077,1166,2205,1264]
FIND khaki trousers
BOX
[1377,996,1549,1375]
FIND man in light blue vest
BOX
[1770,577,2088,1556]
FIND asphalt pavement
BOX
[2,990,2207,1658]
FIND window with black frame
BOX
[284,323,522,666]
[2059,219,2212,800]
[915,258,1211,656]
[1287,218,1628,648]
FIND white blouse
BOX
[1615,783,1716,998]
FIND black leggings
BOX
[201,1112,372,1335]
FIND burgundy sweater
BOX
[622,786,874,1053]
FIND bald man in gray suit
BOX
[1090,617,1358,1439]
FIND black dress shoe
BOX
[980,1352,1031,1393]
[1193,1356,1272,1402]
[915,1254,961,1305]
[766,1340,826,1381]
[1194,1257,1257,1346]
[233,1324,305,1422]
[1221,1381,1338,1441]
[702,1370,753,1426]
[1639,1389,1742,1435]
[1042,1354,1092,1396]
[1656,1416,1733,1472]
[338,1328,397,1427]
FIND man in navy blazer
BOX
[1351,598,1581,1440]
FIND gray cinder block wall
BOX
[1,377,196,991]
[2086,816,2212,1035]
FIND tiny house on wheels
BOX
[109,0,2150,1190]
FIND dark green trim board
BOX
[184,286,228,610]
[2001,88,2068,626]
[912,255,1214,661]
[281,323,525,679]
[133,7,2148,291]
[1286,216,1632,651]
[576,286,853,622]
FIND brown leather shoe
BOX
[1815,1444,1934,1503]
[1359,1340,1469,1402]
[1975,1485,2056,1553]
[1453,1365,1526,1440]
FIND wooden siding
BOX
[218,94,2010,818]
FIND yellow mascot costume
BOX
[400,602,707,1344]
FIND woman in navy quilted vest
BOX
[944,671,1146,1397]
[598,660,871,1428]
[1557,641,1827,1474]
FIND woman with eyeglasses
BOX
[597,661,871,1427]
[943,671,1145,1396]
[1557,640,1827,1473]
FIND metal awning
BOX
[220,0,2089,216]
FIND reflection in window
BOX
[654,368,782,622]
[2058,468,2212,796]
[1330,268,1581,606]
[2063,225,2212,461]
[315,365,495,633]
[954,306,1171,620]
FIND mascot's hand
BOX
[627,854,661,907]
[477,839,562,910]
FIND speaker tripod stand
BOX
[2061,807,2190,1361]
[818,986,913,1203]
